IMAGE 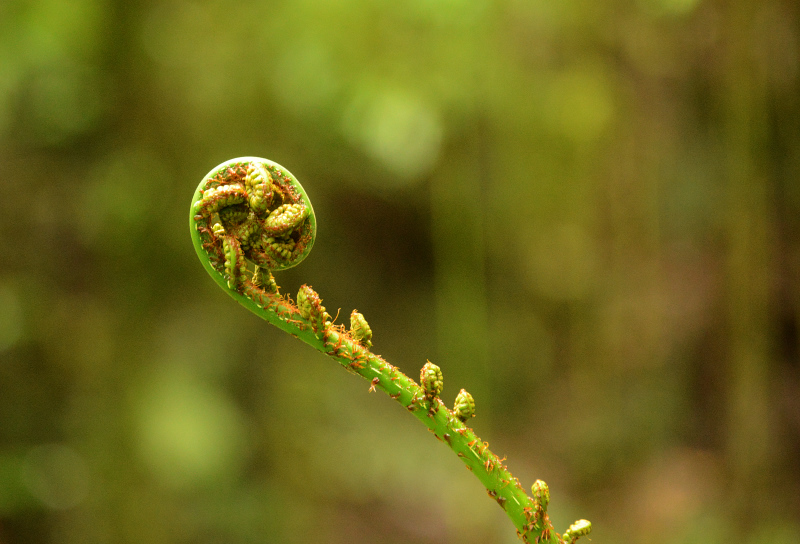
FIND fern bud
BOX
[192,158,316,273]
[222,237,246,289]
[194,184,247,215]
[264,203,309,237]
[531,480,550,513]
[252,267,278,294]
[297,284,329,333]
[244,162,273,215]
[563,519,592,543]
[420,361,443,400]
[221,206,249,227]
[349,310,373,348]
[453,389,475,422]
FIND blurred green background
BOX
[1,0,799,542]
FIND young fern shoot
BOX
[189,157,592,544]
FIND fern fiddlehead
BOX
[189,157,591,543]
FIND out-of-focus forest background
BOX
[1,0,799,543]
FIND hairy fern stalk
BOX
[190,157,591,544]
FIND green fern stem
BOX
[189,157,590,544]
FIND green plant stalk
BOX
[190,157,590,544]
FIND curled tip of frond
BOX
[297,284,330,333]
[420,360,444,400]
[192,158,316,272]
[563,519,592,543]
[453,389,476,422]
[349,310,373,348]
[531,480,550,513]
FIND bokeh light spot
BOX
[342,87,443,183]
[131,365,248,490]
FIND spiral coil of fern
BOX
[190,157,590,544]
